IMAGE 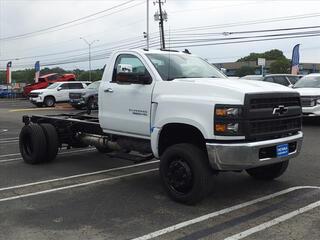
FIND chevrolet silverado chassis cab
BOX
[19,49,303,204]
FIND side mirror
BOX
[116,72,152,85]
[57,86,62,91]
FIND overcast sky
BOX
[0,0,320,70]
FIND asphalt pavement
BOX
[0,99,319,240]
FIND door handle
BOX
[104,88,113,93]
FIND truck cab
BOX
[19,49,303,204]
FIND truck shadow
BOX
[302,117,320,126]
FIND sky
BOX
[0,0,320,70]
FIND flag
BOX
[291,44,300,75]
[35,61,40,83]
[6,61,12,84]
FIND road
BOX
[0,99,319,240]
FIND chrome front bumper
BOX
[206,131,303,171]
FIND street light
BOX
[80,37,99,82]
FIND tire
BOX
[40,124,59,162]
[95,145,112,153]
[160,143,212,204]
[87,97,96,110]
[44,96,55,107]
[246,160,289,180]
[19,124,47,164]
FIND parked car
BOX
[29,81,91,107]
[240,75,263,81]
[0,85,13,98]
[262,74,302,87]
[23,73,76,97]
[293,73,320,116]
[69,81,101,110]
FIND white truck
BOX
[19,49,303,204]
[29,81,91,107]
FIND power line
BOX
[0,0,140,41]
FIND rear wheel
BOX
[19,124,47,164]
[40,123,59,162]
[246,160,289,180]
[160,143,212,204]
[44,96,55,107]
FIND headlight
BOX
[317,99,320,105]
[38,92,43,95]
[214,105,243,136]
[81,93,86,96]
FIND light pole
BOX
[80,37,99,81]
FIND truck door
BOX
[56,83,69,101]
[100,53,155,137]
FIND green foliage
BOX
[235,66,256,77]
[78,69,104,81]
[269,59,291,74]
[237,49,287,62]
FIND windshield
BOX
[294,75,320,88]
[46,82,60,89]
[87,81,100,89]
[146,53,226,81]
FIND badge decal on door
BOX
[129,109,148,116]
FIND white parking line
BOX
[0,137,18,141]
[132,186,320,240]
[0,160,159,192]
[0,140,18,144]
[224,200,320,240]
[0,168,158,203]
[0,148,96,163]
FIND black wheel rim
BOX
[46,99,53,106]
[166,158,193,195]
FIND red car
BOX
[23,73,76,96]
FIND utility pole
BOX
[146,0,149,49]
[154,0,167,50]
[80,37,99,82]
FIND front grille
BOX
[29,93,39,98]
[250,97,300,109]
[69,93,82,99]
[244,92,302,141]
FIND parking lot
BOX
[0,99,319,240]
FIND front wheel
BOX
[246,160,289,180]
[44,96,55,107]
[160,143,212,205]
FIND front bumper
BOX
[206,131,303,171]
[302,105,320,116]
[29,96,43,103]
[70,98,86,105]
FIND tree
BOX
[237,49,287,62]
[269,59,291,74]
[235,66,256,77]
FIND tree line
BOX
[235,49,291,77]
[0,67,104,84]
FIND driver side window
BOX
[112,54,151,83]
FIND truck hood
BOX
[173,78,293,93]
[153,77,298,105]
[293,88,320,96]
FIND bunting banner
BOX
[6,61,12,84]
[291,44,300,75]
